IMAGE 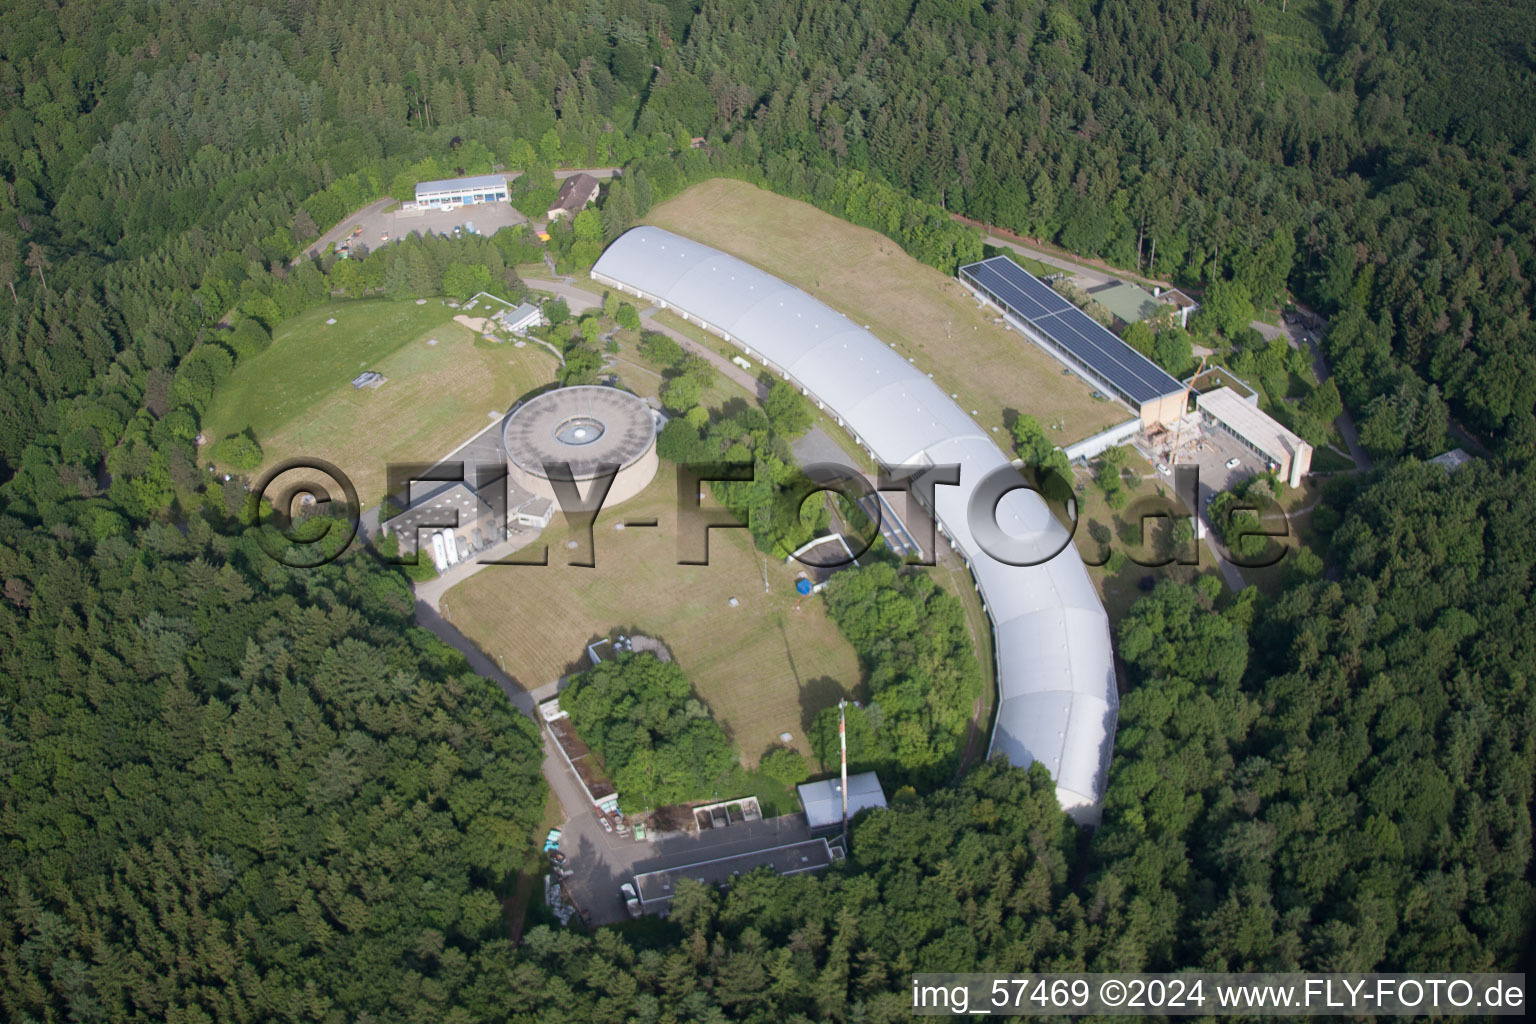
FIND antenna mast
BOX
[839,699,849,851]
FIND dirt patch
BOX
[630,634,672,662]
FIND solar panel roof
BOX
[963,259,1073,319]
[960,257,1182,405]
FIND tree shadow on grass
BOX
[796,675,848,738]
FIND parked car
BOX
[599,816,613,833]
[1225,457,1241,469]
[1157,463,1171,476]
[620,883,642,919]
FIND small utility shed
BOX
[503,302,543,334]
[797,772,887,831]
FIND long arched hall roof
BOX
[592,227,1117,821]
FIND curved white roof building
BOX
[592,227,1117,822]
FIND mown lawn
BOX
[203,299,558,505]
[441,460,864,768]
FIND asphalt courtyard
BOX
[328,202,530,260]
[303,168,622,259]
[550,787,819,926]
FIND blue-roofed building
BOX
[959,257,1186,427]
[413,174,509,209]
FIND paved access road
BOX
[961,219,1125,291]
[303,199,395,261]
[390,402,809,927]
[419,558,824,926]
[374,273,807,926]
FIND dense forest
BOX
[0,505,548,1020]
[811,562,985,787]
[2,0,1534,1019]
[564,652,738,809]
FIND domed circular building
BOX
[502,385,658,508]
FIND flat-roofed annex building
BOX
[633,839,835,910]
[380,481,501,568]
[1088,279,1161,325]
[592,227,1118,824]
[1196,386,1312,487]
[414,174,509,209]
[959,256,1186,427]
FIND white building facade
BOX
[413,174,510,209]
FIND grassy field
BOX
[203,299,559,504]
[1311,444,1356,473]
[644,179,1124,446]
[441,460,864,767]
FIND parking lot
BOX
[332,201,530,259]
[303,168,621,260]
[1179,424,1267,508]
[544,739,818,926]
